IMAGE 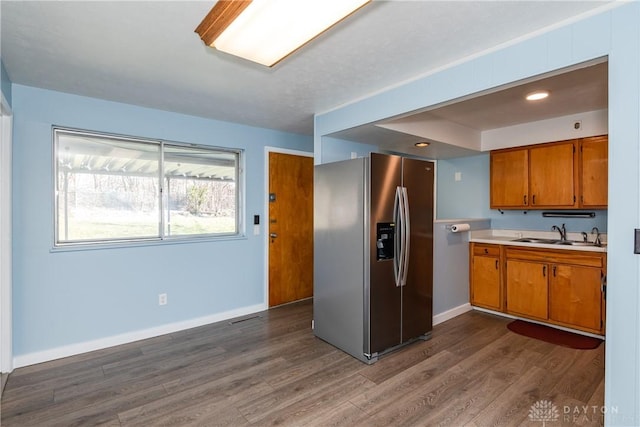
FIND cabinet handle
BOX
[524,195,527,205]
[552,265,556,277]
[542,265,546,277]
[532,194,536,205]
[495,259,499,270]
[484,248,488,254]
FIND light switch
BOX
[454,172,462,182]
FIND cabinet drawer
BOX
[505,246,603,268]
[473,244,500,257]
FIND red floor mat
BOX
[507,320,602,349]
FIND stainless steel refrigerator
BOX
[313,152,434,364]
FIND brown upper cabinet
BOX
[489,149,529,207]
[490,135,608,209]
[529,140,577,208]
[580,135,608,208]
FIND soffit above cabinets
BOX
[331,61,608,159]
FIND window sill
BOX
[50,233,249,253]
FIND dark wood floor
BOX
[1,300,604,426]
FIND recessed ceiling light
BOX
[526,90,550,101]
[414,142,430,148]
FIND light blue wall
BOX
[315,3,640,424]
[436,155,489,219]
[606,5,640,426]
[1,60,11,105]
[437,154,608,232]
[319,136,377,164]
[11,84,312,359]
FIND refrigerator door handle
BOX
[397,186,407,287]
[401,186,410,287]
[393,186,402,287]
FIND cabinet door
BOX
[580,136,608,207]
[471,255,501,310]
[529,142,577,207]
[490,149,528,208]
[549,264,603,333]
[506,260,548,320]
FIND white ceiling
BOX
[1,0,615,150]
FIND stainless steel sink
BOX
[511,237,603,247]
[511,237,557,244]
[553,240,602,247]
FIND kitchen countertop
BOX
[469,229,607,253]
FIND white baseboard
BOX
[471,306,518,319]
[433,303,472,326]
[470,306,605,339]
[13,303,265,369]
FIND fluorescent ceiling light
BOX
[195,0,371,67]
[526,90,550,101]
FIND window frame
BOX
[52,126,245,250]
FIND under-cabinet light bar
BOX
[541,212,596,218]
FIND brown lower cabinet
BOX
[548,263,604,332]
[505,259,548,320]
[469,244,503,311]
[469,243,606,335]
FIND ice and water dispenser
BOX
[376,222,395,261]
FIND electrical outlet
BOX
[573,120,582,131]
[158,293,167,306]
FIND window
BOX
[54,128,242,247]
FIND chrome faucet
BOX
[581,231,588,243]
[552,224,567,241]
[591,227,602,246]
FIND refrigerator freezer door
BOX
[369,153,403,354]
[401,158,435,342]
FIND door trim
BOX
[263,147,313,309]
[1,92,13,374]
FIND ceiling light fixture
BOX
[414,142,430,148]
[195,0,371,67]
[526,90,550,101]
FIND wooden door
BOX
[490,149,529,208]
[506,260,548,320]
[529,141,577,207]
[580,135,608,207]
[268,152,313,307]
[549,264,603,333]
[471,254,501,310]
